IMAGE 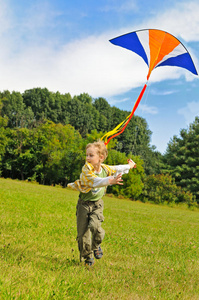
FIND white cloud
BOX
[118,0,138,12]
[144,1,199,42]
[178,101,199,125]
[56,34,148,97]
[109,97,130,105]
[0,29,148,96]
[0,0,198,100]
[138,104,158,115]
[0,0,12,35]
[150,88,178,96]
[101,0,138,13]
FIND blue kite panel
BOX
[110,32,149,66]
[156,53,198,75]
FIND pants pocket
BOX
[97,212,105,222]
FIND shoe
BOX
[94,246,103,259]
[85,257,94,266]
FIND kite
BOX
[101,29,198,145]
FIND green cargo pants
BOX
[76,198,105,261]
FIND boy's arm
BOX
[68,161,136,190]
[108,159,136,176]
[93,159,136,188]
[93,174,123,187]
[92,177,110,188]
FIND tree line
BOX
[0,88,198,206]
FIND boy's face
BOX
[86,146,104,169]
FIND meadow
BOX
[0,178,199,300]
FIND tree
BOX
[93,97,112,131]
[105,149,145,199]
[0,90,34,128]
[140,174,195,205]
[36,121,84,185]
[1,121,84,184]
[164,117,199,202]
[0,88,161,188]
[54,92,72,124]
[27,121,84,185]
[22,88,72,124]
[67,94,101,137]
[1,127,35,180]
[0,99,8,174]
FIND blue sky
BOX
[0,0,199,153]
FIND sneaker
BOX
[94,246,103,259]
[85,257,94,266]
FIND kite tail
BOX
[101,83,148,145]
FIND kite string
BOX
[141,79,151,108]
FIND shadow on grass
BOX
[0,245,80,270]
[44,255,80,267]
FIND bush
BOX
[106,150,145,200]
[141,174,195,205]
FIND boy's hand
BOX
[109,173,123,185]
[127,159,136,168]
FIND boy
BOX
[68,140,136,266]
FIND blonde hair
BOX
[86,140,108,161]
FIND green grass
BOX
[0,178,199,300]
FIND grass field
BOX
[0,178,199,300]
